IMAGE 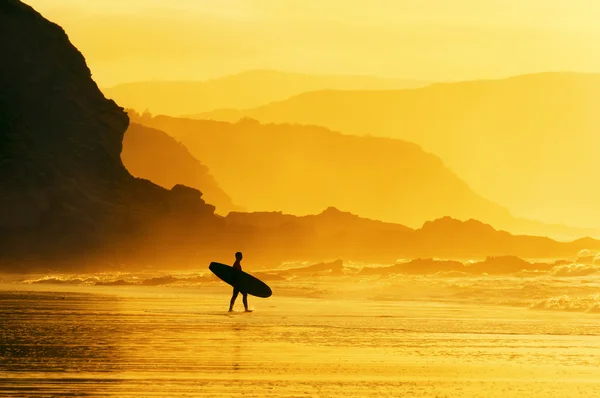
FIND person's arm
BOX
[232,263,241,285]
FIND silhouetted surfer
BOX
[229,252,251,312]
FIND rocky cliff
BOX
[2,0,597,272]
[0,0,219,271]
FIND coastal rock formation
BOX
[2,0,599,272]
[0,0,219,270]
[122,121,240,215]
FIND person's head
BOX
[235,251,243,261]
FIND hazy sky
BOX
[26,0,600,86]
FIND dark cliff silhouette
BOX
[1,0,598,273]
[0,0,222,271]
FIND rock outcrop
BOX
[129,114,515,229]
[2,0,599,272]
[122,121,241,215]
[0,0,219,271]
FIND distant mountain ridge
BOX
[102,69,427,116]
[225,208,600,265]
[130,114,509,227]
[130,114,598,239]
[195,72,600,229]
[4,0,599,274]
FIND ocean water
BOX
[2,269,600,397]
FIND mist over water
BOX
[3,260,600,397]
[4,1,600,397]
[7,258,600,313]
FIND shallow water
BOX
[2,279,600,397]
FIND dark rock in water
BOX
[0,0,219,271]
[576,255,596,265]
[283,259,346,277]
[466,255,553,274]
[359,258,463,275]
[553,259,571,266]
[94,280,137,287]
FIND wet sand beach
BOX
[2,278,600,397]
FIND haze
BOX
[5,1,600,396]
[26,0,600,86]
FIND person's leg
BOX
[242,293,249,311]
[229,287,239,311]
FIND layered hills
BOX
[102,69,427,116]
[3,0,599,274]
[130,114,596,239]
[122,121,240,215]
[196,73,600,229]
[128,114,508,227]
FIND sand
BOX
[2,278,600,397]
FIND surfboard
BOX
[209,262,273,298]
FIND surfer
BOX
[229,252,250,312]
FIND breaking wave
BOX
[4,257,600,314]
[530,294,600,313]
[550,263,600,277]
[19,273,218,287]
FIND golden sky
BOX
[26,0,600,86]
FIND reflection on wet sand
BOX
[2,285,600,397]
[0,291,125,396]
[231,324,244,374]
